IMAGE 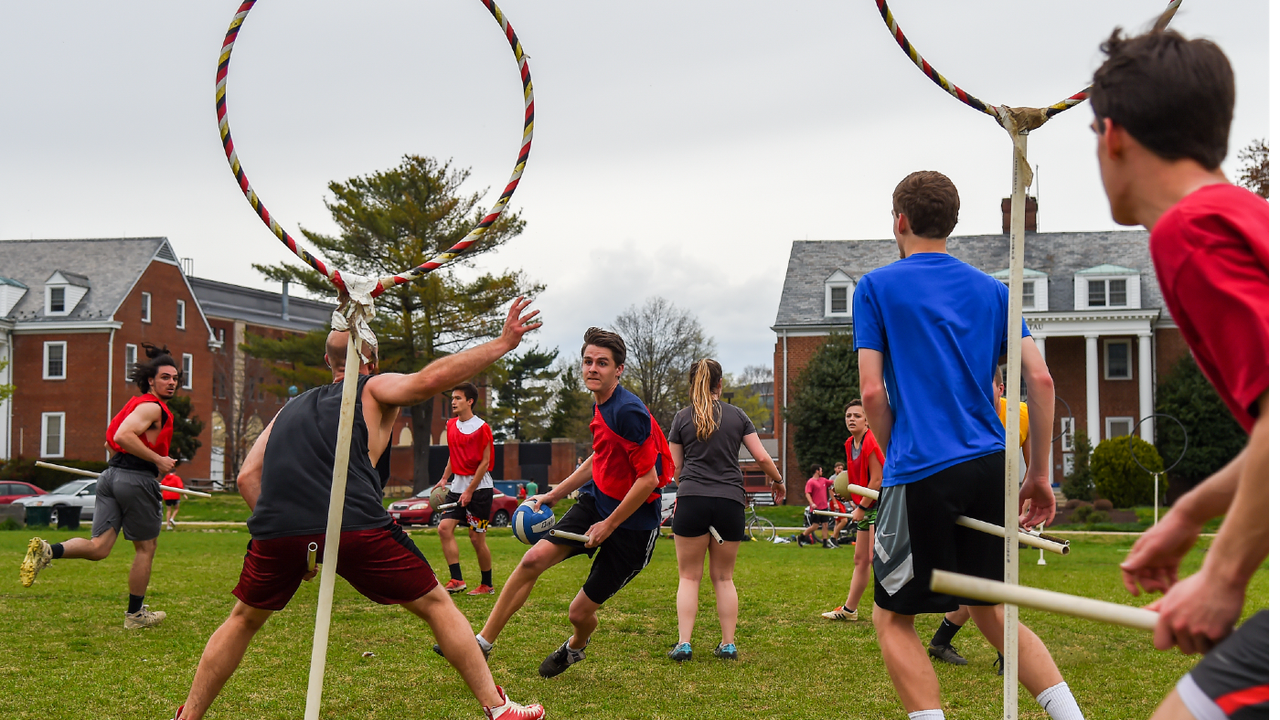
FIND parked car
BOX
[14,479,97,524]
[659,484,677,526]
[0,482,46,505]
[388,489,519,528]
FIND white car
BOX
[14,479,97,524]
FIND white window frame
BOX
[124,343,138,380]
[182,353,193,390]
[46,286,67,315]
[41,412,66,458]
[1104,338,1133,380]
[176,299,186,330]
[1074,274,1139,310]
[141,291,152,323]
[1106,416,1134,439]
[824,271,854,318]
[1060,417,1075,451]
[43,341,67,380]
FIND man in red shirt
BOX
[1091,29,1268,720]
[21,347,180,628]
[823,399,884,620]
[434,382,498,595]
[161,473,185,531]
[465,327,673,678]
[798,464,836,548]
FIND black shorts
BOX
[164,499,180,507]
[873,451,1004,615]
[672,495,745,541]
[545,493,658,604]
[1177,610,1268,720]
[442,488,493,533]
[804,509,835,529]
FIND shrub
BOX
[1061,430,1094,501]
[1070,506,1093,524]
[1093,435,1165,508]
[1156,353,1246,491]
[1086,510,1111,524]
[1093,498,1113,511]
[1065,499,1087,511]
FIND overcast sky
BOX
[0,0,1268,376]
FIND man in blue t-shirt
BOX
[854,171,1083,720]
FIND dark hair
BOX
[1091,29,1234,170]
[688,358,724,441]
[844,398,863,412]
[451,382,478,407]
[131,343,180,393]
[808,464,823,476]
[581,327,626,366]
[892,171,960,240]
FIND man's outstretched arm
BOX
[367,298,540,408]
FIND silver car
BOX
[14,479,97,524]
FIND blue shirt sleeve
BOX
[611,402,653,445]
[853,278,885,352]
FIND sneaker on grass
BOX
[927,643,968,665]
[538,638,587,678]
[821,605,857,621]
[484,686,545,720]
[20,537,52,588]
[667,642,692,662]
[713,643,738,660]
[995,652,1004,676]
[433,634,492,660]
[467,584,495,596]
[444,578,468,594]
[124,605,166,629]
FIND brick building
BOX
[0,238,219,478]
[771,226,1189,504]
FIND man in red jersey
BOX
[467,327,673,678]
[822,399,884,621]
[1091,28,1268,720]
[435,381,498,595]
[161,473,185,531]
[21,346,180,628]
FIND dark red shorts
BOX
[232,522,439,611]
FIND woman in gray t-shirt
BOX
[665,359,783,662]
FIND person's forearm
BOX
[603,469,660,528]
[407,337,517,404]
[1201,401,1268,588]
[466,454,491,493]
[440,460,453,484]
[545,455,594,502]
[1024,371,1054,482]
[863,392,893,450]
[1167,451,1246,526]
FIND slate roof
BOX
[189,277,334,333]
[773,230,1162,329]
[0,237,173,322]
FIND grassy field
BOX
[0,525,1265,720]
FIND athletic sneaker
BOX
[124,605,167,629]
[538,638,587,678]
[667,642,692,662]
[173,704,183,719]
[167,519,176,531]
[823,539,838,549]
[20,537,52,588]
[796,535,809,547]
[433,635,492,660]
[444,579,468,594]
[484,686,545,720]
[928,643,968,665]
[821,605,858,621]
[995,652,1004,676]
[467,584,495,596]
[713,642,738,660]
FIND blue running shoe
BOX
[713,642,738,660]
[667,642,692,662]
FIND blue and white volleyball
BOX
[513,502,556,545]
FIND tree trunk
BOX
[411,397,435,494]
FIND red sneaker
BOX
[173,705,184,720]
[467,584,495,596]
[484,686,545,720]
[444,578,468,594]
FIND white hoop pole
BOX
[1000,126,1030,720]
[33,461,212,497]
[930,570,1158,631]
[303,332,362,720]
[1154,472,1161,524]
[549,529,591,543]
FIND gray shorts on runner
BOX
[1176,610,1268,720]
[92,466,163,541]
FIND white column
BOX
[1138,331,1153,443]
[1034,336,1046,359]
[1085,333,1101,447]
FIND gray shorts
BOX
[92,467,162,541]
[1177,610,1268,720]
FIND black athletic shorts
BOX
[164,499,180,507]
[672,495,745,541]
[804,509,835,529]
[1177,610,1269,720]
[545,492,658,605]
[873,451,1004,615]
[442,488,493,533]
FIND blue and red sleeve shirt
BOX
[582,385,673,532]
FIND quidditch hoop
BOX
[216,0,534,297]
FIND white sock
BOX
[908,710,945,720]
[476,634,493,651]
[1037,682,1085,720]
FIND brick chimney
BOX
[1001,196,1038,234]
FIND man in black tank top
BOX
[174,299,547,720]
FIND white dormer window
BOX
[43,270,89,317]
[49,287,65,313]
[991,268,1047,312]
[1075,265,1140,311]
[824,270,854,317]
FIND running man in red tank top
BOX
[21,345,181,629]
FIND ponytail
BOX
[689,358,723,441]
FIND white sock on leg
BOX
[476,634,493,651]
[1037,681,1085,720]
[908,710,945,720]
